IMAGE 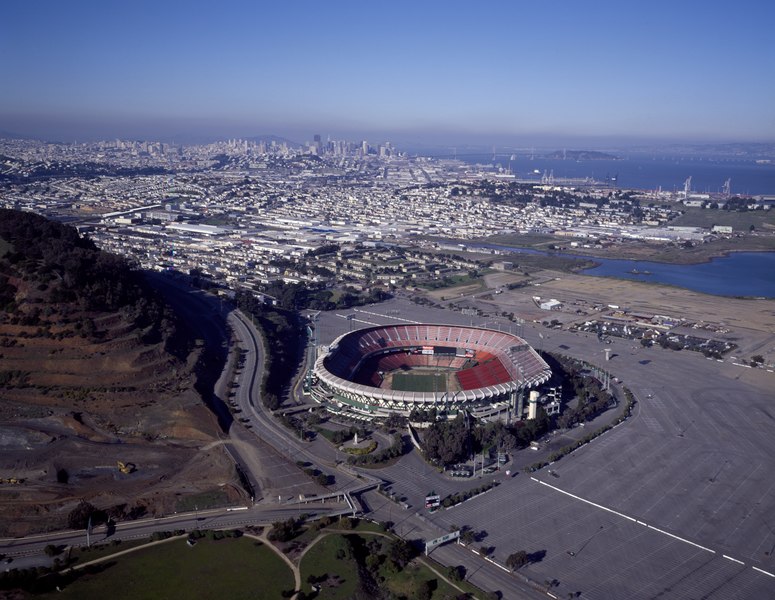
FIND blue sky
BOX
[1,0,773,145]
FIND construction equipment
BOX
[117,461,136,474]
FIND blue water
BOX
[470,242,775,298]
[581,252,775,298]
[456,155,775,196]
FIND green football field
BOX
[391,372,448,392]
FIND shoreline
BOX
[464,239,775,299]
[574,271,773,301]
[480,237,775,266]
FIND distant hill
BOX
[0,130,34,140]
[0,210,236,536]
[626,142,775,159]
[545,150,618,160]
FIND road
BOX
[227,311,381,500]
[0,502,348,568]
[6,289,774,599]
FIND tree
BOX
[388,538,415,568]
[506,550,529,570]
[267,518,299,542]
[56,468,69,484]
[423,414,469,465]
[67,501,106,530]
[383,412,407,430]
[460,528,476,545]
[415,578,434,600]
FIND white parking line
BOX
[752,566,775,578]
[530,477,715,554]
[353,308,420,324]
[722,554,744,565]
[336,314,380,326]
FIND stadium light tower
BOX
[683,176,692,198]
[722,178,731,198]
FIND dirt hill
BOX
[0,210,241,536]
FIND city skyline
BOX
[1,0,774,146]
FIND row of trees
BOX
[528,387,636,472]
[441,481,499,509]
[422,410,551,466]
[347,432,406,466]
[261,279,390,312]
[0,209,178,347]
[234,291,305,411]
[545,353,614,430]
[268,517,303,542]
[295,461,334,487]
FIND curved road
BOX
[0,283,552,598]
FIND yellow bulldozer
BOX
[117,461,136,474]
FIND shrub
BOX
[506,550,529,570]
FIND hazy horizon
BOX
[2,108,774,151]
[2,117,772,152]
[2,1,773,148]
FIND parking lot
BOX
[310,296,775,598]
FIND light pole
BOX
[568,525,604,557]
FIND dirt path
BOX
[64,534,187,572]
[245,532,301,597]
[61,532,303,599]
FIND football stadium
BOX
[311,324,551,420]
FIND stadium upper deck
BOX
[312,324,551,419]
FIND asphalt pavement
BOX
[4,290,775,600]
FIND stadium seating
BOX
[455,357,512,390]
[324,324,549,392]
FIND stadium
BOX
[311,324,552,420]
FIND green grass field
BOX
[67,539,149,566]
[300,534,360,599]
[386,562,459,599]
[44,537,294,600]
[391,372,448,393]
[300,532,461,599]
[31,524,478,600]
